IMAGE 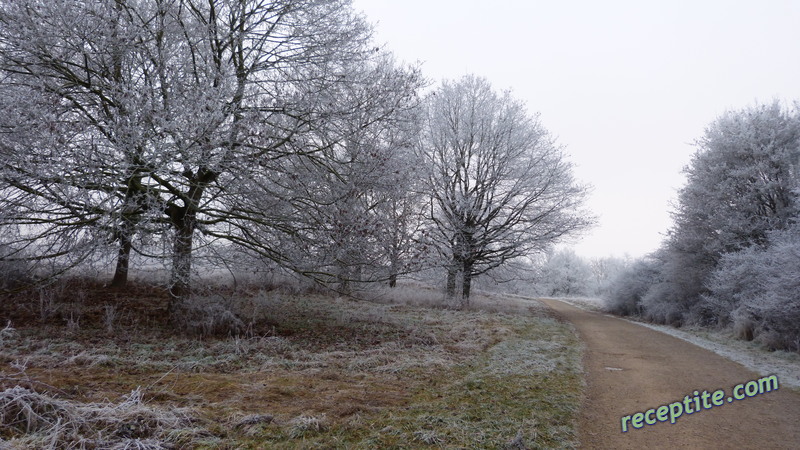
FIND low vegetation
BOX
[0,279,583,448]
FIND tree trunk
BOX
[388,251,397,288]
[165,168,215,330]
[445,261,458,298]
[167,215,195,328]
[338,276,351,296]
[110,173,143,288]
[110,233,132,288]
[169,215,195,302]
[461,261,473,309]
[388,240,400,288]
[336,258,351,295]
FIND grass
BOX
[0,279,583,448]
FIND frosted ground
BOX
[548,296,800,390]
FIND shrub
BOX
[702,246,763,327]
[705,225,800,351]
[603,257,659,316]
[637,246,717,326]
[168,295,246,337]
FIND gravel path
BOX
[539,298,800,449]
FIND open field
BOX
[0,280,583,448]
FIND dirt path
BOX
[539,298,800,449]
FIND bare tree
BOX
[0,2,166,286]
[230,54,425,293]
[589,255,630,296]
[0,0,394,325]
[417,75,593,305]
[379,169,430,288]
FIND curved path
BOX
[539,298,800,449]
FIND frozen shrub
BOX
[731,308,756,341]
[739,290,800,352]
[639,246,716,326]
[743,231,800,351]
[706,225,800,351]
[603,257,659,317]
[640,282,688,326]
[169,296,246,337]
[702,246,763,327]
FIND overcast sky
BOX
[351,0,800,259]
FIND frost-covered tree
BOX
[535,249,592,297]
[679,101,800,254]
[648,101,800,325]
[606,101,800,335]
[0,0,392,325]
[589,255,630,296]
[248,55,424,292]
[0,3,169,286]
[375,132,430,289]
[417,75,592,305]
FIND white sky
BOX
[351,0,800,259]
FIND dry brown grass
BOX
[0,279,583,448]
[0,385,202,449]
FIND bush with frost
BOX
[704,225,800,351]
[603,257,660,317]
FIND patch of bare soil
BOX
[540,298,800,449]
